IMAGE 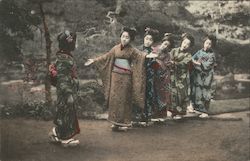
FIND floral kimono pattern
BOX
[154,50,172,117]
[190,49,216,113]
[169,47,192,115]
[133,45,156,121]
[54,52,80,140]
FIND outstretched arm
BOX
[84,46,116,66]
[146,52,158,58]
[84,59,95,66]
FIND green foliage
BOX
[0,0,41,62]
[0,31,21,62]
[1,0,249,77]
[0,81,106,120]
[1,102,53,120]
[118,1,151,26]
[37,0,109,32]
[135,11,181,42]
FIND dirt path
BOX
[1,111,249,161]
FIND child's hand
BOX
[146,52,158,58]
[193,60,201,65]
[49,64,57,77]
[84,59,95,66]
[169,60,175,64]
[198,59,202,63]
[49,64,54,72]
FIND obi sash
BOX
[113,58,132,74]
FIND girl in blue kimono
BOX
[190,35,217,118]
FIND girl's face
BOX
[121,32,131,46]
[144,35,154,47]
[180,38,191,51]
[203,39,212,51]
[159,40,171,51]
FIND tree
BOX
[0,0,40,64]
[0,0,54,104]
[28,0,54,105]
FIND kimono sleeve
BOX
[192,50,200,61]
[169,48,175,60]
[169,48,192,67]
[175,53,192,68]
[93,46,116,104]
[201,53,215,71]
[94,46,116,63]
[192,50,203,72]
[131,48,146,109]
[131,48,146,60]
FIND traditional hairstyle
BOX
[144,27,159,42]
[57,30,77,51]
[204,34,217,48]
[181,33,195,47]
[162,33,175,49]
[120,26,137,41]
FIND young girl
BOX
[154,33,175,120]
[49,30,80,147]
[133,27,159,124]
[85,27,157,131]
[168,33,195,119]
[190,35,217,118]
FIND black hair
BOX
[144,27,159,42]
[181,33,195,47]
[204,34,217,48]
[120,27,137,41]
[162,33,175,49]
[57,30,77,51]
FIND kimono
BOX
[168,47,192,115]
[154,49,172,117]
[94,44,146,127]
[190,49,216,113]
[133,45,155,121]
[54,51,80,140]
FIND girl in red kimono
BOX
[153,33,175,121]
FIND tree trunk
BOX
[115,0,125,14]
[39,3,52,106]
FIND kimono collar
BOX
[120,43,131,50]
[179,47,188,53]
[56,49,73,57]
[202,48,213,53]
[143,46,152,50]
[143,46,152,53]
